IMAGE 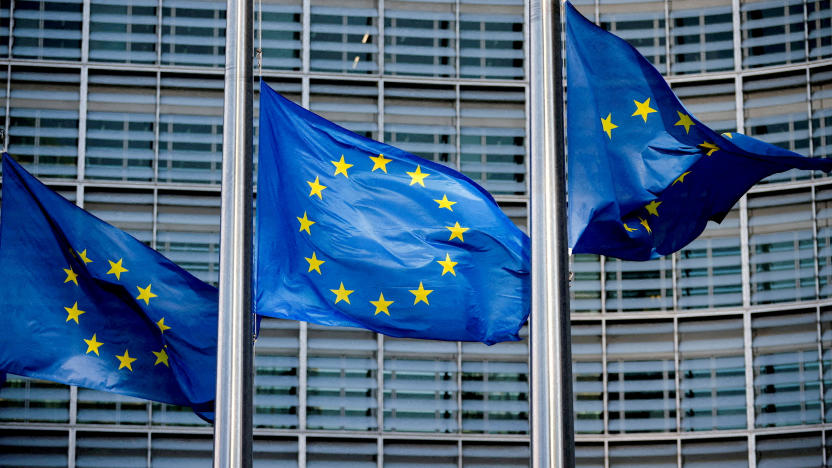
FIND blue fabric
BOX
[256,81,530,344]
[565,2,832,261]
[0,154,217,417]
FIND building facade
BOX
[0,0,830,466]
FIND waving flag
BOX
[565,2,832,261]
[0,154,217,417]
[256,81,530,344]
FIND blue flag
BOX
[565,2,832,261]
[256,81,530,344]
[0,154,217,417]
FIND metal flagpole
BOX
[529,0,574,466]
[214,0,254,462]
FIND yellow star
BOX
[722,132,733,139]
[330,282,354,304]
[107,258,128,280]
[156,317,171,333]
[116,349,137,371]
[331,155,353,177]
[631,98,657,122]
[83,333,103,356]
[674,111,695,134]
[645,200,662,216]
[699,141,720,156]
[623,223,638,232]
[601,113,618,139]
[434,194,457,211]
[64,301,86,324]
[297,211,315,235]
[307,176,327,199]
[407,165,430,187]
[437,253,458,276]
[672,171,691,185]
[371,292,394,316]
[152,348,169,367]
[63,267,79,286]
[409,282,433,305]
[76,249,93,264]
[370,153,392,173]
[305,251,325,274]
[639,217,652,234]
[136,283,158,305]
[447,222,469,242]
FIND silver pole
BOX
[214,0,254,463]
[529,0,574,467]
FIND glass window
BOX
[310,0,378,74]
[570,254,602,313]
[462,441,529,467]
[161,0,225,67]
[605,256,673,312]
[741,0,805,68]
[12,0,82,60]
[155,190,220,285]
[89,0,158,64]
[679,317,746,431]
[384,83,456,168]
[571,322,603,434]
[819,306,832,423]
[384,440,457,465]
[8,67,79,178]
[461,326,528,434]
[606,320,676,433]
[84,188,154,245]
[150,433,213,465]
[459,0,524,80]
[306,438,376,467]
[807,0,831,60]
[258,0,302,71]
[599,0,667,74]
[0,375,70,423]
[681,438,748,467]
[460,86,526,196]
[0,429,68,467]
[384,338,458,433]
[669,0,734,74]
[752,310,822,428]
[756,432,823,467]
[253,437,298,467]
[253,318,299,429]
[673,79,737,135]
[75,432,148,467]
[744,72,811,184]
[748,190,816,305]
[306,326,378,431]
[76,388,148,424]
[159,74,224,184]
[310,80,378,140]
[385,0,456,77]
[816,186,832,299]
[676,210,742,310]
[575,443,605,468]
[608,442,676,467]
[811,66,832,160]
[85,70,157,181]
[0,1,10,57]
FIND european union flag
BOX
[0,154,217,416]
[256,81,530,344]
[565,2,832,261]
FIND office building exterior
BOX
[0,0,829,466]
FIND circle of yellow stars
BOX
[296,152,475,320]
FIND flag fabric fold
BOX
[0,154,217,416]
[255,81,530,345]
[565,2,832,261]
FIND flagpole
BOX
[529,0,574,467]
[214,0,254,463]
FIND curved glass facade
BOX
[0,0,830,466]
